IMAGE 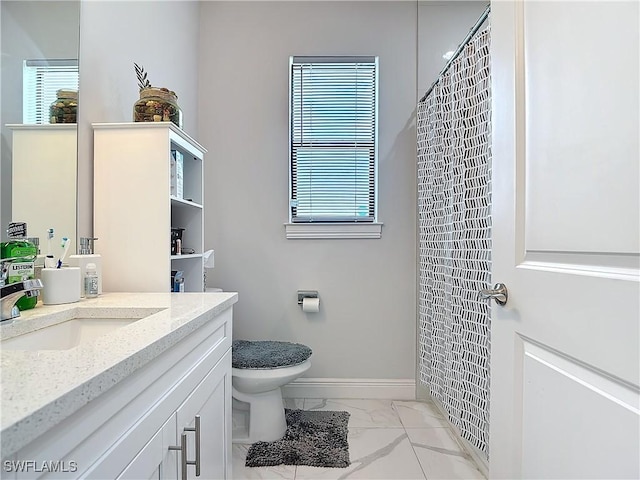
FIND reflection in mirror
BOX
[1,0,80,247]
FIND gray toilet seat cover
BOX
[232,340,312,369]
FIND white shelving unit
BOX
[93,122,207,292]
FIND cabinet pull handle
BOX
[169,432,188,480]
[184,415,201,476]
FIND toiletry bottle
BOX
[69,237,102,297]
[0,222,38,310]
[84,263,99,298]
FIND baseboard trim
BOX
[282,378,416,400]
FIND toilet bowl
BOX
[231,340,312,444]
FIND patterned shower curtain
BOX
[416,26,492,459]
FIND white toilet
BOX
[231,340,312,444]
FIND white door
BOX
[176,350,232,480]
[489,1,639,478]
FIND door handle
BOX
[169,415,201,480]
[169,432,188,480]
[479,283,508,306]
[184,415,201,476]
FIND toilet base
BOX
[232,386,287,444]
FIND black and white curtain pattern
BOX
[417,26,492,459]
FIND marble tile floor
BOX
[232,399,486,480]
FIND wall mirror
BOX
[1,0,80,250]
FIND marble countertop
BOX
[0,292,237,460]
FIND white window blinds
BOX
[290,56,378,223]
[23,59,79,124]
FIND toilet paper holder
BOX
[297,290,318,305]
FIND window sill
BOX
[285,222,383,239]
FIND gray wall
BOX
[77,0,201,238]
[198,1,418,380]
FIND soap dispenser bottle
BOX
[68,237,102,297]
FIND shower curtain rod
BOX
[419,4,491,103]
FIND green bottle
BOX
[1,222,38,310]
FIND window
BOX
[288,56,381,239]
[23,59,79,124]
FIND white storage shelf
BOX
[93,122,207,293]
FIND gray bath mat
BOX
[245,409,350,468]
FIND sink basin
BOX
[1,307,164,351]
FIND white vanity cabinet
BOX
[115,353,230,480]
[93,122,206,293]
[10,307,232,480]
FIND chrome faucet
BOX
[1,257,43,322]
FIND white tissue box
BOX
[170,150,184,199]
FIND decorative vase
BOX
[133,87,182,128]
[49,89,78,124]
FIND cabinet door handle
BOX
[184,415,201,476]
[169,432,188,480]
